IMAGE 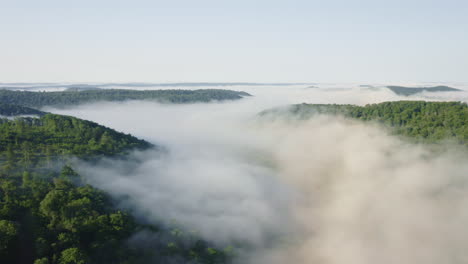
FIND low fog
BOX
[46,84,468,263]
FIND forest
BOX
[386,85,461,96]
[0,113,151,166]
[0,112,231,264]
[0,89,251,108]
[263,101,468,145]
[3,99,468,264]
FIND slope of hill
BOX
[0,113,152,168]
[0,89,251,108]
[386,85,461,96]
[0,113,230,264]
[261,101,468,145]
[0,103,47,117]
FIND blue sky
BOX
[1,0,467,83]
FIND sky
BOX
[0,0,467,83]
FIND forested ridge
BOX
[386,85,461,96]
[0,89,251,108]
[0,113,231,264]
[0,114,151,168]
[263,101,468,145]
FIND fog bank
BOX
[47,85,468,263]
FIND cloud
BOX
[248,116,468,264]
[47,84,468,263]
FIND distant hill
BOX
[386,85,461,96]
[0,82,314,90]
[0,89,251,108]
[260,101,468,145]
[0,103,46,117]
[64,85,102,92]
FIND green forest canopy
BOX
[262,101,468,145]
[0,112,231,264]
[0,89,251,108]
[0,113,151,168]
[0,167,232,264]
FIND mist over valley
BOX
[2,83,462,263]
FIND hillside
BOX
[0,104,47,117]
[261,101,468,145]
[0,113,151,169]
[386,85,461,96]
[0,89,251,108]
[0,114,230,264]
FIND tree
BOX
[60,165,79,180]
[59,248,87,264]
[3,144,16,171]
[0,220,18,252]
[34,258,50,264]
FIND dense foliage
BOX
[0,89,251,108]
[0,167,232,264]
[0,113,231,263]
[265,101,468,145]
[0,103,46,117]
[0,114,151,169]
[386,85,461,96]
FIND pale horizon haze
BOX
[1,0,467,83]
